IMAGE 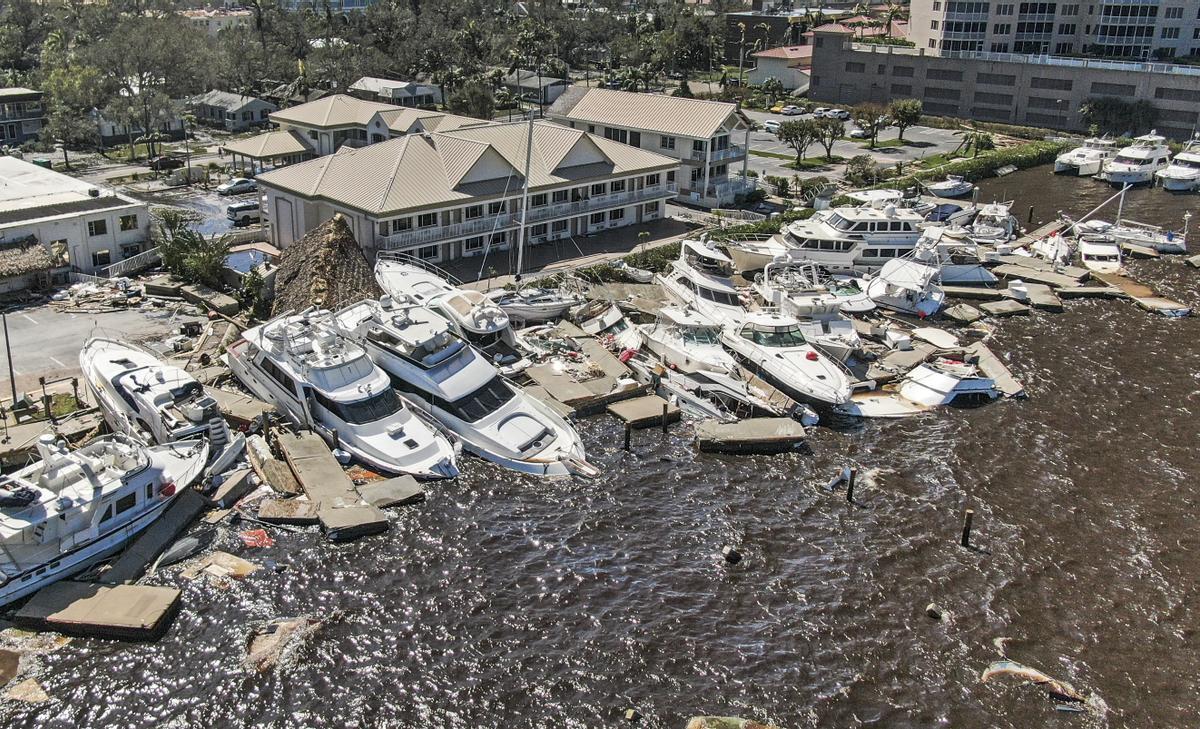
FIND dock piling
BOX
[661,403,668,434]
[846,468,857,503]
[331,429,340,451]
[623,423,631,451]
[961,509,975,548]
[1026,205,1034,224]
[722,545,742,564]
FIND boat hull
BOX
[1158,175,1200,192]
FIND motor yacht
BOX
[834,358,998,418]
[1054,137,1119,176]
[961,201,1019,246]
[1157,138,1200,192]
[1100,132,1171,185]
[225,309,458,479]
[375,256,532,375]
[719,311,853,407]
[860,258,946,317]
[722,204,926,274]
[80,338,242,470]
[0,434,207,606]
[1078,235,1123,274]
[923,202,978,227]
[656,238,747,324]
[637,306,736,374]
[752,261,863,362]
[909,228,997,284]
[924,175,975,199]
[332,297,594,477]
[486,286,583,324]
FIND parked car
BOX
[762,119,782,134]
[812,107,830,118]
[848,127,870,139]
[226,200,261,226]
[827,109,851,120]
[147,156,184,171]
[769,104,784,113]
[781,105,802,116]
[217,177,258,196]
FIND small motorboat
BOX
[1077,235,1123,274]
[923,202,978,227]
[925,175,975,199]
[486,286,584,324]
[834,358,999,418]
[608,259,655,283]
[861,258,945,318]
[636,306,736,374]
[720,312,854,407]
[1075,215,1190,254]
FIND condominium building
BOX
[0,87,46,148]
[546,88,752,208]
[910,0,1200,59]
[256,121,680,264]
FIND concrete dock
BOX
[607,394,681,429]
[208,387,274,426]
[965,342,1025,398]
[1012,283,1064,312]
[523,322,649,416]
[97,488,209,585]
[14,582,181,640]
[696,418,807,454]
[992,265,1085,289]
[276,430,389,541]
[1056,286,1124,299]
[1092,272,1192,317]
[942,285,1005,301]
[979,299,1032,317]
[993,254,1090,281]
[943,303,984,324]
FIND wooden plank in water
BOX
[607,395,681,429]
[1120,242,1159,259]
[1056,286,1124,299]
[1091,271,1153,298]
[696,418,807,454]
[14,582,181,640]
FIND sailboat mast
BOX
[514,113,534,281]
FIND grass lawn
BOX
[911,151,965,168]
[749,149,794,160]
[787,156,845,170]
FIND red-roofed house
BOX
[748,46,813,91]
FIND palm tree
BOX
[881,3,906,39]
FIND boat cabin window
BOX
[1175,159,1200,170]
[851,222,870,232]
[116,492,137,514]
[146,483,153,501]
[695,284,740,307]
[826,213,854,231]
[1113,155,1150,166]
[443,376,516,423]
[740,323,807,347]
[314,388,403,425]
[260,357,300,397]
[681,326,720,345]
[100,503,114,523]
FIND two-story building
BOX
[256,120,680,265]
[190,90,277,132]
[0,157,151,276]
[348,76,442,107]
[268,94,413,155]
[0,87,47,148]
[546,87,753,208]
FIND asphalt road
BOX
[738,108,965,182]
[0,304,205,397]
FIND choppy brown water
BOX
[6,168,1200,728]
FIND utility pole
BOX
[2,312,15,406]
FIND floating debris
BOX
[4,677,50,704]
[981,659,1085,703]
[245,615,325,673]
[685,718,779,729]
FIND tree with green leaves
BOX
[1079,96,1159,135]
[851,102,890,148]
[760,77,785,107]
[153,207,232,290]
[448,80,495,121]
[814,117,845,161]
[887,99,922,141]
[777,118,819,165]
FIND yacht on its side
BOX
[0,434,207,607]
[224,309,458,479]
[1099,132,1172,185]
[720,312,853,408]
[860,258,946,318]
[80,338,242,467]
[1054,137,1119,176]
[1156,138,1200,192]
[1074,213,1190,254]
[376,255,531,375]
[486,286,583,324]
[332,298,595,478]
[910,228,998,285]
[656,238,746,324]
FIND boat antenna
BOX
[514,111,535,284]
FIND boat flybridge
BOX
[751,259,863,362]
[1155,137,1200,192]
[722,204,926,274]
[656,238,747,324]
[910,227,998,285]
[0,434,207,606]
[637,306,737,374]
[720,311,854,407]
[1100,132,1171,185]
[224,309,458,479]
[1078,235,1123,274]
[80,338,243,470]
[332,297,596,478]
[375,254,532,375]
[1054,137,1119,176]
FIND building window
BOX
[591,183,607,196]
[530,193,547,207]
[91,249,111,267]
[993,23,1010,34]
[692,140,704,153]
[118,214,139,232]
[932,1,941,8]
[666,170,675,183]
[931,20,939,29]
[391,217,413,233]
[603,127,628,144]
[1054,42,1074,53]
[929,39,937,48]
[417,212,438,228]
[416,245,439,261]
[1166,6,1183,19]
[587,124,594,134]
[660,135,675,150]
[1060,3,1078,14]
[991,42,1010,51]
[87,219,107,237]
[551,220,568,232]
[629,131,641,147]
[463,236,484,252]
[608,209,625,221]
[845,62,865,72]
[465,205,483,219]
[646,173,660,186]
[552,189,568,203]
[643,202,659,215]
[996,3,1013,14]
[488,201,505,215]
[589,212,605,225]
[1162,27,1180,39]
[530,223,548,237]
[1057,23,1075,34]
[893,66,914,77]
[610,180,626,193]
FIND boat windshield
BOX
[1113,155,1151,166]
[315,388,403,425]
[1172,158,1200,170]
[696,284,740,307]
[681,326,720,345]
[443,375,517,422]
[826,213,854,231]
[740,324,807,347]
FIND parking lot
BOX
[739,108,966,183]
[129,183,262,236]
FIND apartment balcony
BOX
[942,30,988,40]
[943,11,989,21]
[687,145,747,164]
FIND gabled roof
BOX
[373,108,491,135]
[547,87,745,139]
[0,87,41,101]
[270,93,401,130]
[256,121,678,216]
[192,90,265,111]
[223,129,315,159]
[754,45,814,60]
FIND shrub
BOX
[845,154,882,186]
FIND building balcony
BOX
[687,145,747,164]
[943,11,989,21]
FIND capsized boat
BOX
[962,201,1018,245]
[331,297,595,477]
[924,175,975,199]
[720,311,853,407]
[636,306,736,374]
[1100,132,1171,185]
[627,356,818,425]
[80,338,242,468]
[861,258,945,318]
[1078,235,1123,274]
[376,255,532,374]
[833,357,998,418]
[910,228,997,285]
[224,309,458,479]
[607,259,655,283]
[1156,138,1200,192]
[1054,137,1118,176]
[0,434,207,606]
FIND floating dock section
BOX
[1092,272,1192,317]
[276,430,389,541]
[14,582,181,640]
[696,418,808,454]
[607,394,680,429]
[523,321,648,416]
[98,488,209,585]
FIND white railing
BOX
[99,246,161,278]
[68,271,110,285]
[378,213,518,249]
[689,146,746,163]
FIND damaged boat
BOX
[835,357,999,418]
[720,312,853,407]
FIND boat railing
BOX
[376,250,466,287]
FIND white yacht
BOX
[910,228,998,285]
[637,306,736,374]
[225,309,458,479]
[1156,138,1200,192]
[961,201,1019,246]
[752,261,863,362]
[722,205,926,274]
[860,258,946,317]
[924,175,975,199]
[627,356,817,425]
[835,359,998,418]
[1054,137,1119,176]
[0,434,207,606]
[656,239,746,324]
[80,338,241,468]
[332,298,594,478]
[486,286,583,324]
[720,312,853,407]
[1075,213,1190,254]
[376,256,532,375]
[1078,235,1123,274]
[1100,132,1171,185]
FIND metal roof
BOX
[223,129,316,159]
[270,93,402,130]
[192,90,266,111]
[547,87,745,140]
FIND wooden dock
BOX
[14,582,181,640]
[523,321,648,416]
[1091,272,1192,317]
[695,418,807,454]
[607,394,680,429]
[97,488,209,585]
[276,430,389,541]
[1120,242,1159,259]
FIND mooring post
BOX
[1027,205,1035,224]
[43,393,54,425]
[661,402,668,435]
[961,509,975,548]
[846,467,857,503]
[331,429,340,451]
[623,422,631,451]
